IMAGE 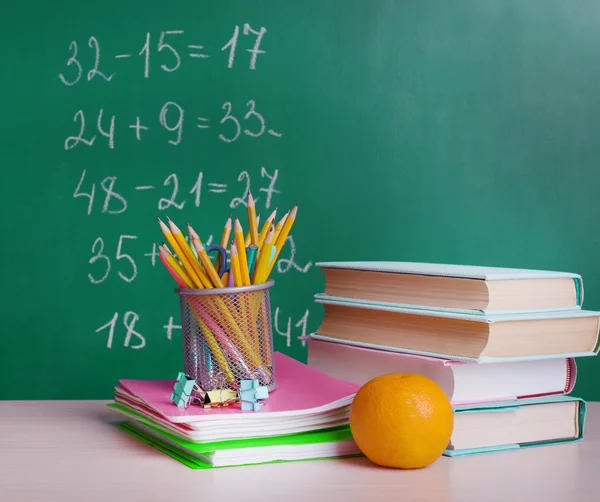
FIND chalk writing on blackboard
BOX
[58,25,267,85]
[73,167,280,215]
[95,311,146,349]
[60,22,312,355]
[93,307,309,350]
[163,316,182,342]
[276,236,313,275]
[274,308,310,348]
[64,100,280,150]
[88,235,138,284]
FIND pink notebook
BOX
[117,352,359,423]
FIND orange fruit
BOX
[349,373,453,469]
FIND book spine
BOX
[565,358,578,394]
[575,277,584,306]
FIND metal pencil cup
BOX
[176,280,276,393]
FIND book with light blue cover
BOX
[444,395,586,456]
[311,296,600,362]
[316,261,584,315]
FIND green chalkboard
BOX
[2,1,600,400]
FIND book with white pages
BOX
[315,261,584,314]
[305,337,577,405]
[311,296,600,362]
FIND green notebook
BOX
[116,419,362,468]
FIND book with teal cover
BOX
[315,261,585,314]
[444,395,586,456]
[310,296,600,362]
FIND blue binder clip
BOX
[170,372,197,408]
[239,379,269,411]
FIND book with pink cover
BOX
[305,337,577,405]
[116,352,359,424]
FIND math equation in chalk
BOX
[94,306,310,351]
[63,100,281,150]
[73,167,280,215]
[58,25,267,86]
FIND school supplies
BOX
[245,214,260,247]
[252,225,274,284]
[109,352,358,435]
[215,214,232,272]
[306,338,578,405]
[108,352,362,468]
[239,379,269,411]
[170,373,200,407]
[268,203,297,277]
[306,260,597,457]
[258,209,277,248]
[247,192,260,246]
[272,210,289,245]
[445,396,586,455]
[315,261,584,313]
[233,218,251,285]
[190,232,224,288]
[116,421,360,469]
[155,202,299,395]
[246,244,259,279]
[312,300,600,361]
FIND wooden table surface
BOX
[0,400,598,501]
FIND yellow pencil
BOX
[245,214,260,247]
[159,244,194,287]
[247,192,260,246]
[233,218,251,286]
[167,217,213,289]
[159,244,194,288]
[252,224,274,284]
[258,209,277,249]
[158,218,203,289]
[267,203,298,277]
[191,235,225,288]
[187,222,200,241]
[230,241,243,287]
[272,210,289,244]
[216,214,232,272]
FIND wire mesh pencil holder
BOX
[176,280,276,393]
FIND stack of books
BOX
[109,352,363,468]
[306,261,600,456]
